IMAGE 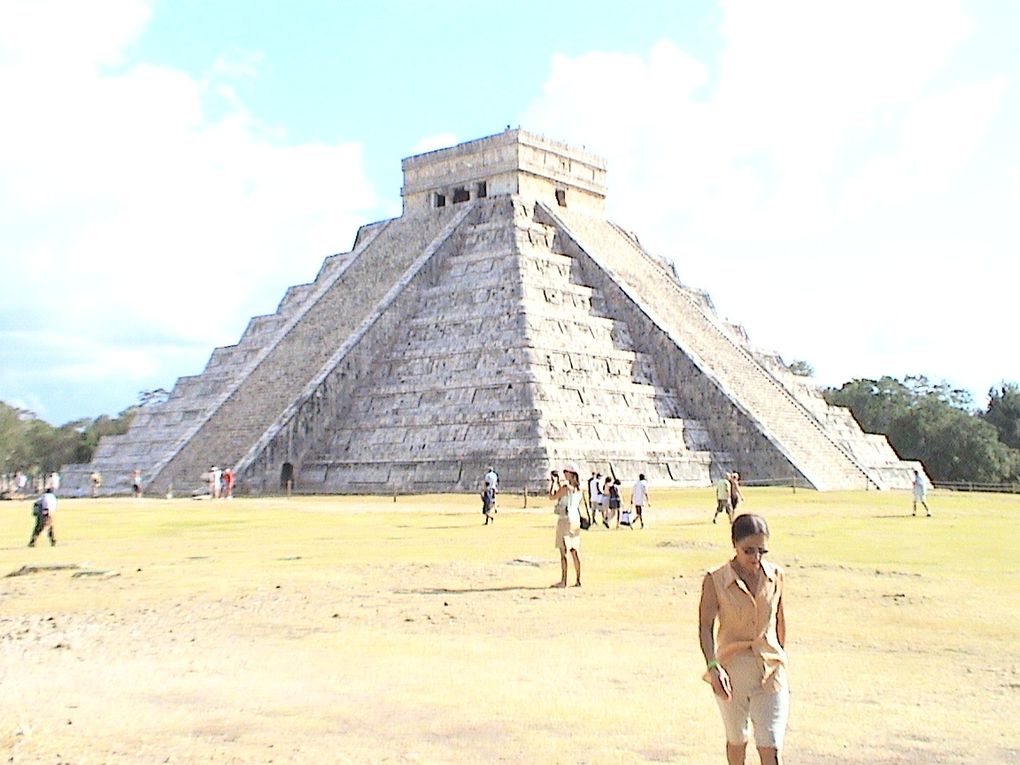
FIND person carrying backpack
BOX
[29,487,57,547]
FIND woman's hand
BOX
[709,666,732,700]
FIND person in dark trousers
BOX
[28,487,57,547]
[729,472,744,515]
[606,479,622,527]
[482,486,497,524]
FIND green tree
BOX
[0,402,36,473]
[786,360,815,377]
[0,399,140,476]
[825,375,1020,483]
[888,396,1016,482]
[824,376,913,435]
[983,382,1020,449]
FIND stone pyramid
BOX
[63,130,919,496]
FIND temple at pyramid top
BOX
[401,129,608,215]
[60,129,924,497]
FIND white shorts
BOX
[555,517,581,552]
[715,653,789,749]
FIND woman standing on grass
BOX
[549,464,583,588]
[699,513,788,765]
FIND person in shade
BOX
[549,464,583,588]
[699,513,788,765]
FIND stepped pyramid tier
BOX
[61,129,922,496]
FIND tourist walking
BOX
[912,469,931,517]
[550,464,583,588]
[90,471,102,498]
[209,465,222,499]
[28,487,58,547]
[699,513,788,765]
[713,474,733,524]
[481,485,497,524]
[587,471,602,526]
[481,466,498,524]
[483,466,498,493]
[630,473,649,528]
[606,479,622,527]
[132,468,143,498]
[729,472,743,514]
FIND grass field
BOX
[2,488,1018,764]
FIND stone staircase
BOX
[59,272,334,495]
[145,208,464,493]
[296,197,712,491]
[542,204,879,491]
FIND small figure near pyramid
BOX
[482,465,498,524]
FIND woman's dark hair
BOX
[731,513,769,544]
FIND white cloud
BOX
[1010,167,1020,202]
[842,77,1009,211]
[0,0,152,69]
[0,1,377,421]
[521,0,1015,398]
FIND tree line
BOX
[0,389,170,478]
[2,379,1019,485]
[824,376,1020,484]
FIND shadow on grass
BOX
[397,585,551,595]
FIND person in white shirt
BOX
[483,467,498,492]
[29,488,57,546]
[210,466,222,499]
[630,474,649,529]
[912,470,931,517]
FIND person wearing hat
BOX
[549,463,583,587]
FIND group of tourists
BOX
[546,461,787,762]
[547,468,653,586]
[20,456,936,763]
[584,470,649,529]
[0,470,31,497]
[713,471,744,524]
[205,465,235,499]
[1,470,63,495]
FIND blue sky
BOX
[1,0,1017,425]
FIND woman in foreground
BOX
[698,513,788,764]
[549,464,583,587]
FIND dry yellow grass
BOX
[2,487,1018,764]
